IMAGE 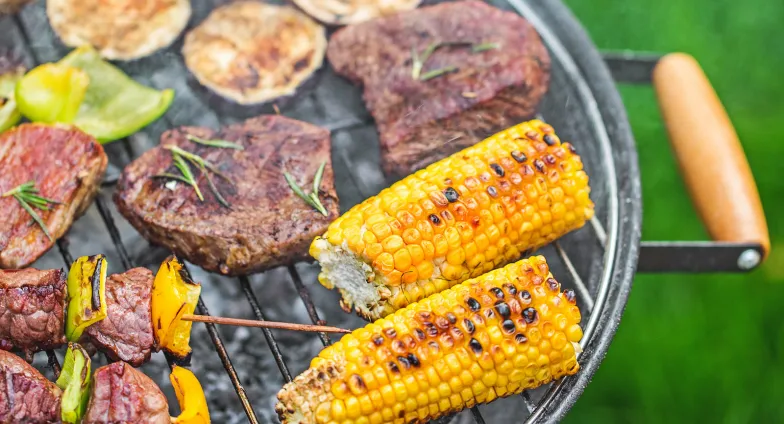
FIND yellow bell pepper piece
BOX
[170,366,211,424]
[152,255,201,359]
[15,63,89,124]
[65,254,108,342]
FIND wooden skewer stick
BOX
[181,314,352,334]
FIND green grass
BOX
[561,0,784,422]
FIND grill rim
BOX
[524,0,642,422]
[1,0,643,421]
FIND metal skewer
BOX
[180,314,352,334]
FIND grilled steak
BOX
[0,269,67,358]
[327,1,550,175]
[115,115,339,275]
[83,268,154,367]
[0,124,108,269]
[0,350,62,424]
[83,362,168,424]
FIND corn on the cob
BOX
[311,120,594,320]
[276,256,582,424]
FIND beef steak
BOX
[115,115,339,275]
[83,267,154,367]
[0,124,108,269]
[0,350,62,424]
[327,1,550,175]
[83,362,168,424]
[0,268,67,358]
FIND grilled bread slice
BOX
[182,1,326,105]
[47,0,191,60]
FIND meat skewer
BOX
[0,345,210,423]
[0,255,347,366]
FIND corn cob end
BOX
[311,237,388,320]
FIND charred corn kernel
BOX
[276,257,582,423]
[311,121,593,320]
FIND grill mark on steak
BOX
[327,1,550,176]
[0,124,108,269]
[114,115,339,276]
[0,350,62,423]
[0,269,67,359]
[83,362,169,424]
[83,268,154,367]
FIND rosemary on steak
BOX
[411,41,500,81]
[285,161,328,216]
[185,134,244,150]
[153,144,235,208]
[2,181,62,241]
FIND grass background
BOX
[560,0,784,422]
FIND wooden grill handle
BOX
[652,53,769,259]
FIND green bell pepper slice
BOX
[0,64,25,132]
[56,343,92,424]
[15,46,174,143]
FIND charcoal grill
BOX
[0,0,768,422]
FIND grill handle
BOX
[652,53,769,260]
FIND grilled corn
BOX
[276,256,582,424]
[311,120,593,320]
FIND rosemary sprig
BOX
[163,145,232,182]
[471,42,500,53]
[411,40,500,81]
[173,153,204,201]
[2,181,61,241]
[285,161,328,216]
[420,65,459,81]
[154,145,235,208]
[186,134,244,150]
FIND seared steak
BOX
[84,362,168,424]
[115,115,339,275]
[0,350,62,424]
[0,269,67,358]
[327,1,550,175]
[0,124,108,269]
[83,268,154,367]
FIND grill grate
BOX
[1,0,629,422]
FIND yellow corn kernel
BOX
[276,257,582,423]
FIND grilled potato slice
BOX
[182,1,327,105]
[47,0,191,61]
[292,0,421,25]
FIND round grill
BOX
[3,0,642,422]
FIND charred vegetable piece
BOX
[152,255,201,359]
[56,342,92,424]
[65,254,108,342]
[311,120,594,320]
[14,63,89,124]
[0,60,24,132]
[170,366,211,424]
[277,256,583,423]
[292,0,420,25]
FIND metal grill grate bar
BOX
[287,265,331,346]
[554,242,595,312]
[238,276,293,382]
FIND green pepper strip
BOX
[56,343,92,424]
[14,45,173,142]
[59,46,174,142]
